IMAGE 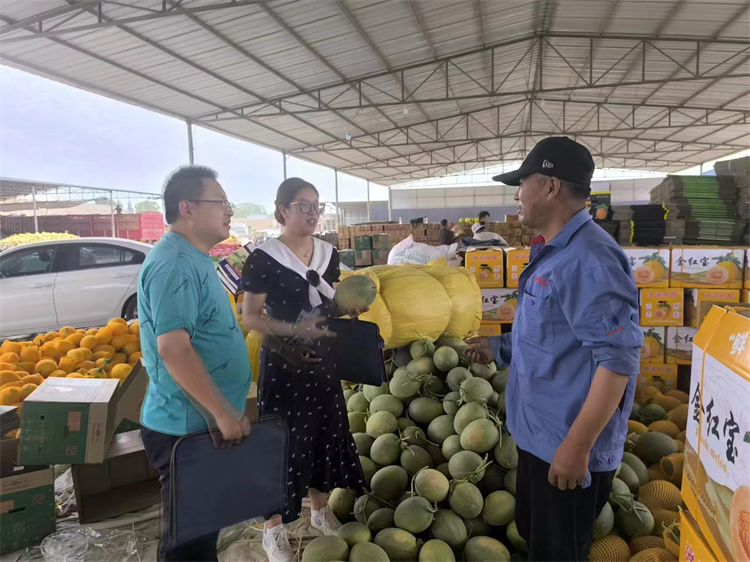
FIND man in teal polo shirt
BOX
[138,165,252,561]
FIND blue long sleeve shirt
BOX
[490,208,642,473]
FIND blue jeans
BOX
[141,427,220,562]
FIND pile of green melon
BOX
[305,339,687,562]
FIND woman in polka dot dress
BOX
[242,178,365,562]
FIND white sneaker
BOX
[262,522,295,562]
[311,505,342,536]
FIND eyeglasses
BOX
[289,201,326,215]
[187,199,234,211]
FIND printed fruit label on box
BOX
[680,511,719,562]
[477,323,503,337]
[481,289,518,323]
[504,248,530,288]
[466,248,504,288]
[685,289,741,328]
[671,247,744,288]
[686,306,750,561]
[640,289,684,326]
[640,327,665,363]
[622,248,670,287]
[666,326,697,365]
[636,363,677,392]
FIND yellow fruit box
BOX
[465,247,504,288]
[684,289,741,328]
[683,305,750,562]
[636,363,677,392]
[477,322,503,337]
[670,247,745,289]
[639,326,666,364]
[504,248,530,289]
[680,509,719,562]
[639,288,684,327]
[481,289,518,324]
[745,249,750,290]
[622,247,670,288]
[742,289,749,304]
[665,326,697,365]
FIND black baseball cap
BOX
[492,137,595,186]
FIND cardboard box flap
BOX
[25,378,119,404]
[113,360,148,427]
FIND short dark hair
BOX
[274,177,319,225]
[440,219,448,227]
[478,211,490,220]
[560,179,591,201]
[163,165,218,224]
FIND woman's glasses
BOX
[290,201,326,215]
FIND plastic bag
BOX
[245,330,263,380]
[388,235,458,265]
[41,527,138,561]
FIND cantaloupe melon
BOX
[419,539,455,562]
[430,510,468,550]
[373,528,419,561]
[336,522,372,548]
[414,468,450,503]
[463,536,511,561]
[302,536,349,562]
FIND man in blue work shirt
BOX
[138,165,252,561]
[468,137,642,561]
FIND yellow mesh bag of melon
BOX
[589,534,631,562]
[665,404,688,430]
[651,510,680,536]
[649,394,683,412]
[648,421,680,438]
[664,389,689,403]
[629,535,665,553]
[418,260,482,339]
[628,420,649,434]
[639,481,682,512]
[628,547,677,562]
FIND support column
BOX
[110,191,116,238]
[334,169,340,228]
[187,120,195,165]
[31,185,39,233]
[282,151,287,179]
[388,187,392,221]
[366,180,371,222]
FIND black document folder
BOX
[325,318,387,386]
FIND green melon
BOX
[460,377,494,405]
[394,496,435,534]
[491,369,509,393]
[366,507,395,536]
[349,541,389,562]
[460,419,499,454]
[449,481,484,519]
[622,452,650,486]
[410,339,435,359]
[353,433,374,457]
[407,357,435,376]
[430,509,468,550]
[442,434,463,461]
[482,491,515,526]
[400,445,434,476]
[414,468,450,503]
[436,462,451,479]
[337,521,372,548]
[493,433,518,470]
[443,391,460,415]
[629,403,641,421]
[427,414,457,445]
[454,403,487,435]
[638,403,667,425]
[446,367,472,392]
[398,417,415,432]
[359,456,380,486]
[609,477,631,501]
[423,375,447,397]
[615,501,654,539]
[373,528,419,562]
[370,433,402,466]
[344,388,356,402]
[389,368,422,399]
[433,346,460,372]
[593,502,614,540]
[363,383,390,403]
[371,465,409,501]
[402,426,427,448]
[464,516,492,538]
[635,431,678,465]
[477,464,506,496]
[426,442,445,465]
[349,412,367,433]
[409,397,444,424]
[470,362,497,380]
[303,536,349,562]
[504,469,517,495]
[617,462,640,493]
[437,335,469,356]
[369,394,404,418]
[506,520,527,553]
[448,451,486,481]
[496,391,506,414]
[333,275,377,315]
[463,536,511,562]
[419,539,456,562]
[328,488,358,523]
[348,392,370,413]
[366,411,398,439]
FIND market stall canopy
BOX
[1,0,748,185]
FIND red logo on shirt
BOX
[535,276,549,286]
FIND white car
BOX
[0,238,152,339]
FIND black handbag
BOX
[325,318,387,386]
[169,415,288,546]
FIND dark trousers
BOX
[141,427,221,562]
[515,447,615,561]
